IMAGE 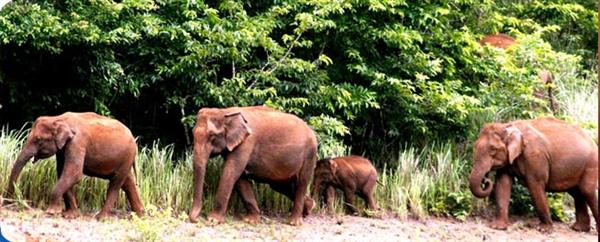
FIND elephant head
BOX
[188,108,251,222]
[469,123,523,198]
[311,158,338,197]
[6,117,75,197]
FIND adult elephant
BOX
[469,117,598,232]
[5,112,143,219]
[187,106,317,226]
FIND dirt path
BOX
[0,209,596,241]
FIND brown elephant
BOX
[5,112,143,219]
[311,156,378,214]
[479,33,516,49]
[187,106,317,225]
[469,117,598,232]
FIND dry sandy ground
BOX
[0,209,597,242]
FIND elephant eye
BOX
[489,146,497,155]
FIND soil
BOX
[0,208,596,242]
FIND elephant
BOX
[311,156,378,214]
[469,117,598,232]
[187,106,317,226]
[5,112,143,220]
[479,33,516,49]
[479,33,556,113]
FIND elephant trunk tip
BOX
[469,172,494,198]
[7,146,37,198]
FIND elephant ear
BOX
[328,159,338,174]
[503,125,523,164]
[54,121,75,149]
[224,112,252,151]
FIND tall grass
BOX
[555,69,598,139]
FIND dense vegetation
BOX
[0,0,597,221]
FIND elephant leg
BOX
[490,172,512,230]
[46,151,84,215]
[525,179,552,232]
[342,188,357,215]
[325,185,336,214]
[303,195,315,218]
[568,189,590,232]
[96,172,128,220]
[121,171,144,216]
[362,177,378,211]
[579,167,599,232]
[61,188,79,219]
[55,154,80,219]
[289,160,315,226]
[208,156,249,224]
[235,177,260,223]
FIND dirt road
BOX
[0,209,596,241]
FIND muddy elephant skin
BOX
[187,106,317,226]
[5,112,143,220]
[469,117,598,232]
[311,155,378,214]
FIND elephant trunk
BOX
[468,160,494,198]
[6,145,37,197]
[189,143,210,223]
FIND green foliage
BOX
[1,0,596,151]
[129,205,182,242]
[309,114,351,158]
[431,191,473,221]
[548,193,568,222]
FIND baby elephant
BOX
[311,155,378,214]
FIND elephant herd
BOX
[3,106,598,233]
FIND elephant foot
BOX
[489,220,509,230]
[62,210,80,219]
[242,214,260,224]
[188,211,201,223]
[207,213,225,224]
[303,197,315,217]
[570,223,590,232]
[45,205,62,216]
[133,209,144,218]
[537,223,553,233]
[95,211,111,221]
[289,216,303,226]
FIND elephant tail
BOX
[130,161,140,187]
[132,161,138,182]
